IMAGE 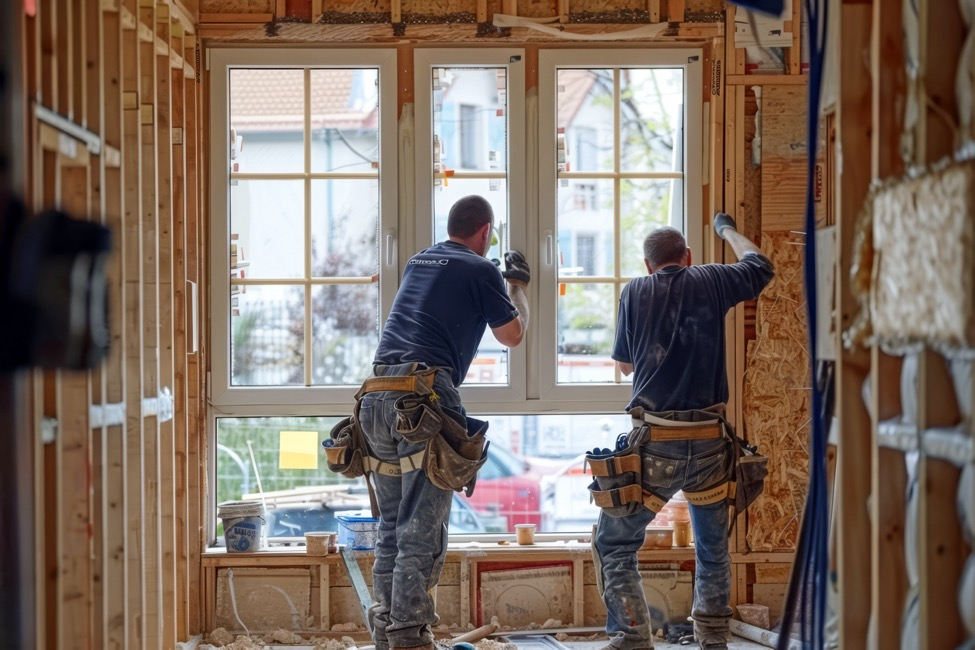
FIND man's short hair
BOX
[447,195,494,238]
[643,227,687,268]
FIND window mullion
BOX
[304,68,313,387]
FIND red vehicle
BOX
[461,443,542,531]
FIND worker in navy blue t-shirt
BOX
[594,216,774,650]
[360,195,530,650]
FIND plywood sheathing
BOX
[201,0,273,12]
[743,230,810,553]
[760,85,826,232]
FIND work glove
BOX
[712,212,738,240]
[501,250,531,286]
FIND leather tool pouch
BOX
[731,437,768,515]
[424,410,490,497]
[393,394,442,444]
[324,411,368,479]
[586,425,667,518]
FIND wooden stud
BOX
[101,5,128,646]
[59,165,94,650]
[182,36,204,635]
[502,0,517,16]
[170,22,190,642]
[726,74,807,86]
[155,11,177,649]
[668,0,684,23]
[559,0,569,24]
[198,13,274,24]
[784,0,801,75]
[275,0,286,20]
[121,1,146,644]
[475,0,487,24]
[138,5,163,648]
[834,5,873,648]
[648,0,660,24]
[391,0,401,24]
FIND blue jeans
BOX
[592,436,734,649]
[358,363,462,650]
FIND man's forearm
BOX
[508,283,530,330]
[723,228,763,260]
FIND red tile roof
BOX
[230,68,377,132]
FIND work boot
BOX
[693,615,730,649]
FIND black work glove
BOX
[713,212,738,240]
[501,250,531,286]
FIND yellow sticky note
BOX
[279,430,319,470]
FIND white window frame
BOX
[413,48,528,408]
[208,48,399,413]
[536,49,704,409]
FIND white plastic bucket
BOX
[218,500,266,553]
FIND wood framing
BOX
[834,5,873,648]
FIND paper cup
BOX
[515,523,537,545]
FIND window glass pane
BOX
[459,414,631,532]
[557,178,614,278]
[311,284,379,385]
[620,178,682,277]
[553,63,686,387]
[230,179,305,279]
[311,179,379,277]
[557,283,616,384]
[230,69,305,174]
[231,286,305,386]
[619,68,684,173]
[557,69,614,173]
[310,69,379,174]
[464,329,508,385]
[433,67,508,174]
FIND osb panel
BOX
[401,0,476,14]
[215,568,313,632]
[687,0,724,12]
[751,583,787,626]
[743,230,810,553]
[330,585,366,626]
[202,0,272,12]
[753,563,791,584]
[327,555,373,588]
[434,585,464,624]
[871,160,975,349]
[760,85,826,232]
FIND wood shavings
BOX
[474,639,518,650]
[743,231,810,552]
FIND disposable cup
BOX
[515,523,537,545]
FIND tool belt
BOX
[323,364,489,498]
[586,405,767,530]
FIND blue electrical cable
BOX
[776,0,830,648]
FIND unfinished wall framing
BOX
[17,0,206,647]
[7,0,825,645]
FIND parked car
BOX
[257,486,487,541]
[539,453,600,531]
[461,443,542,531]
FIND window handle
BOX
[544,230,553,266]
[385,229,396,267]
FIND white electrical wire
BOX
[226,568,252,638]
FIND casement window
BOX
[537,49,703,406]
[208,47,703,541]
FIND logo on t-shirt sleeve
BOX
[408,258,450,266]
